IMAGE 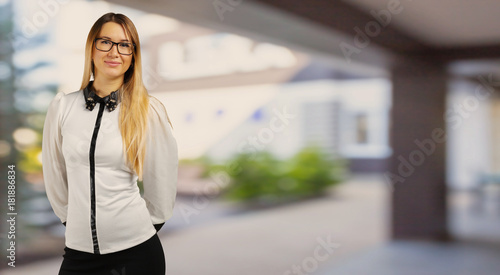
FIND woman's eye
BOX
[101,40,112,45]
[120,43,131,48]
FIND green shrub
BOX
[206,146,347,204]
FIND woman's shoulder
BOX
[47,89,82,111]
[52,89,79,100]
[148,95,168,117]
[148,95,173,129]
[148,95,166,110]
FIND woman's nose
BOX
[108,44,119,56]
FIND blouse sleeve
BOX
[42,91,69,225]
[142,96,178,226]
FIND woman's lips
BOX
[104,61,121,67]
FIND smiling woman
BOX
[42,12,178,275]
[91,22,134,93]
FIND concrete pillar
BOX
[490,98,500,173]
[389,58,449,241]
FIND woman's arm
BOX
[42,92,69,226]
[142,97,178,232]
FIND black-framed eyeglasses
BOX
[94,38,135,55]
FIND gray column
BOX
[388,58,449,241]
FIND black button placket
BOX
[89,101,105,255]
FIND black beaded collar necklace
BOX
[83,81,120,112]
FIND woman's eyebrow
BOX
[101,36,130,42]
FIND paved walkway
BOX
[2,175,388,275]
[317,240,500,275]
[314,181,500,275]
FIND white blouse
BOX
[42,85,178,255]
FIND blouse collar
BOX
[83,81,120,112]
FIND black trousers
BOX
[59,233,165,275]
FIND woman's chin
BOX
[98,69,125,80]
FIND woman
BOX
[42,12,178,275]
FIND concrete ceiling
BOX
[347,0,500,47]
[345,0,500,79]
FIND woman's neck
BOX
[92,77,123,97]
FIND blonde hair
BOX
[81,12,150,181]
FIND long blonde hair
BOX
[81,12,150,180]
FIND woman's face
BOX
[92,22,133,82]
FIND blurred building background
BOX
[1,0,500,274]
